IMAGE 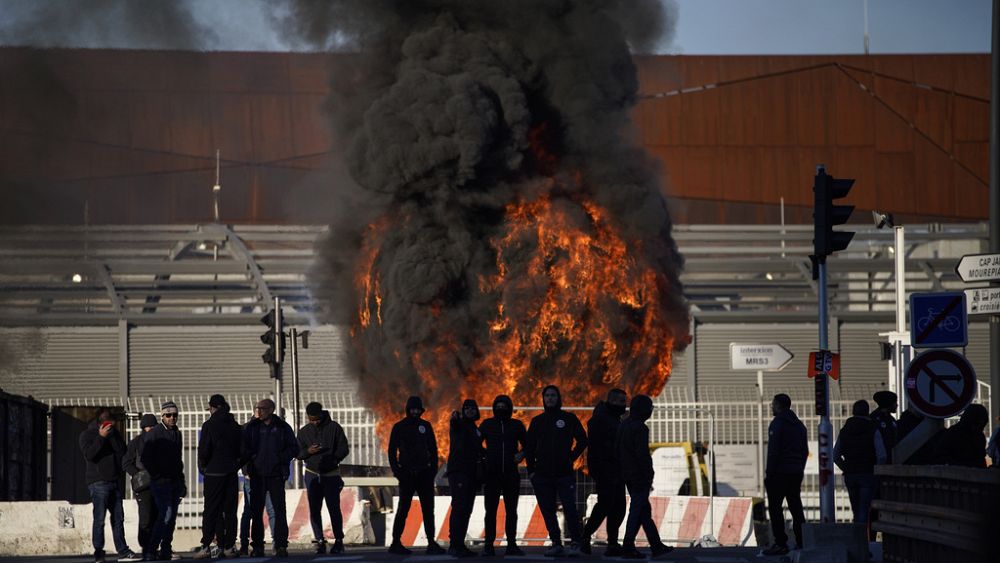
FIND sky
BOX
[0,0,992,54]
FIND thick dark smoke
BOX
[301,1,688,407]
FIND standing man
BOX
[194,394,243,559]
[243,398,299,558]
[141,401,186,561]
[122,414,158,558]
[582,389,628,556]
[762,394,808,556]
[524,385,588,557]
[387,396,446,555]
[871,391,899,464]
[616,395,672,560]
[79,408,140,563]
[297,401,351,555]
[446,399,485,558]
[833,400,877,526]
[479,394,526,557]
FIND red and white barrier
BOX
[236,487,374,545]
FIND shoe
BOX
[762,544,789,556]
[650,543,674,559]
[237,545,248,557]
[249,549,264,558]
[620,546,646,559]
[505,545,526,557]
[225,547,240,558]
[449,545,476,558]
[544,545,564,557]
[604,543,623,557]
[119,550,143,562]
[388,542,412,555]
[426,541,447,555]
[313,540,328,555]
[192,546,213,560]
[580,537,592,555]
[331,540,345,554]
[482,545,495,556]
[274,547,288,557]
[565,543,582,557]
[95,550,107,563]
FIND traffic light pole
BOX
[273,296,282,421]
[817,260,835,523]
[290,327,302,489]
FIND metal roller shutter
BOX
[838,323,894,388]
[0,327,119,398]
[290,325,357,393]
[965,322,991,383]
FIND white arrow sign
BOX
[966,287,1000,315]
[955,253,1000,283]
[729,343,794,371]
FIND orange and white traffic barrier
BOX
[236,487,374,545]
[386,495,563,547]
[585,495,758,547]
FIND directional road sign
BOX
[729,343,794,371]
[966,287,1000,316]
[955,253,1000,283]
[909,292,967,349]
[904,349,977,419]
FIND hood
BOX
[405,396,425,417]
[492,394,514,421]
[462,398,480,421]
[840,415,874,437]
[629,395,653,422]
[958,404,989,431]
[139,414,158,429]
[596,400,626,418]
[777,408,801,424]
[542,384,562,413]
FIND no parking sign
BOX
[904,349,977,419]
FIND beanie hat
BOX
[306,402,324,417]
[160,401,178,413]
[873,391,897,408]
[139,414,158,428]
[207,394,227,410]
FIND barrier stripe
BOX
[717,498,752,546]
[288,490,312,540]
[479,499,508,542]
[400,500,425,546]
[523,505,549,546]
[675,497,709,543]
[437,504,453,543]
[637,496,671,542]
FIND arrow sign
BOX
[905,349,977,419]
[955,253,1000,283]
[729,343,794,371]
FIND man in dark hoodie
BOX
[297,401,350,554]
[933,403,989,468]
[446,399,485,558]
[242,398,298,557]
[122,414,158,558]
[479,394,527,557]
[387,396,446,555]
[582,389,628,556]
[872,391,898,464]
[79,408,140,563]
[615,395,672,560]
[762,394,808,556]
[141,401,186,561]
[525,385,588,557]
[193,394,244,559]
[833,400,876,525]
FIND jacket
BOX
[296,411,350,475]
[122,431,147,476]
[871,409,898,464]
[447,411,485,476]
[198,407,244,476]
[140,422,185,482]
[387,416,438,478]
[79,421,126,485]
[932,419,987,468]
[587,400,625,482]
[525,387,588,478]
[766,408,808,476]
[243,415,299,478]
[833,415,876,474]
[616,395,655,483]
[478,395,526,478]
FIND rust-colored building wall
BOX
[0,48,989,224]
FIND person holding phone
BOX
[296,401,350,554]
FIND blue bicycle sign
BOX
[909,292,968,349]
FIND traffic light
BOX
[260,308,285,379]
[813,168,855,261]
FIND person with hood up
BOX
[833,400,877,525]
[387,396,446,555]
[615,395,673,560]
[141,401,187,561]
[296,401,350,554]
[446,399,486,558]
[933,403,989,468]
[524,385,588,557]
[582,389,628,556]
[478,394,527,557]
[80,408,140,563]
[193,394,244,559]
[872,391,898,464]
[761,394,808,556]
[242,398,298,558]
[122,414,159,558]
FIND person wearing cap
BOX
[140,401,186,561]
[122,414,159,558]
[872,391,898,464]
[242,398,298,558]
[446,399,486,558]
[478,394,527,556]
[296,401,350,554]
[193,395,244,559]
[387,396,445,555]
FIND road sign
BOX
[904,349,977,419]
[729,343,794,371]
[955,253,1000,283]
[808,350,840,380]
[965,287,1000,315]
[909,292,968,348]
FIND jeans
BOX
[249,475,288,549]
[149,480,182,555]
[765,473,805,549]
[391,469,437,545]
[622,480,662,547]
[447,471,478,547]
[583,476,626,544]
[88,480,130,555]
[200,473,239,549]
[304,472,345,542]
[134,489,156,552]
[483,471,520,546]
[239,476,275,548]
[531,474,582,547]
[843,473,877,525]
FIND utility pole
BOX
[989,0,1000,431]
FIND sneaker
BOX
[249,549,264,558]
[565,543,582,557]
[604,543,623,557]
[620,546,646,559]
[331,540,345,554]
[580,537,592,555]
[388,542,412,555]
[209,546,221,559]
[237,545,248,557]
[225,547,240,558]
[426,541,447,555]
[119,550,143,562]
[95,550,107,563]
[762,544,790,556]
[505,544,526,557]
[192,546,213,560]
[481,545,495,557]
[274,547,288,557]
[650,543,674,559]
[544,545,564,557]
[313,540,328,555]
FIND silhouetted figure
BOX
[122,414,158,557]
[81,408,139,563]
[933,404,989,468]
[582,389,628,556]
[479,395,526,556]
[242,398,298,558]
[833,400,876,525]
[447,399,485,558]
[194,395,243,559]
[297,401,350,555]
[762,394,808,556]
[872,391,898,464]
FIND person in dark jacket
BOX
[296,401,350,555]
[238,413,276,556]
[446,399,485,558]
[762,394,808,556]
[872,391,898,464]
[833,400,876,525]
[242,398,299,558]
[122,414,158,558]
[479,394,526,557]
[933,404,989,468]
[141,401,186,561]
[582,389,628,556]
[615,395,672,560]
[193,394,244,559]
[524,385,588,557]
[79,408,140,563]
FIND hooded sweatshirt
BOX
[447,399,486,476]
[297,410,350,475]
[79,419,127,485]
[479,395,527,478]
[387,396,438,478]
[198,406,244,476]
[525,385,588,478]
[587,400,626,482]
[833,415,876,474]
[616,395,655,483]
[932,406,988,468]
[766,408,808,476]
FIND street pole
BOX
[817,259,835,523]
[290,327,302,489]
[989,0,1000,429]
[893,227,910,412]
[273,296,282,420]
[757,369,765,499]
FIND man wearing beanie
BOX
[194,395,243,559]
[583,389,628,556]
[122,414,159,558]
[616,395,672,559]
[872,391,898,464]
[387,396,445,555]
[479,394,527,556]
[446,399,485,558]
[296,401,350,554]
[141,401,186,561]
[243,398,298,558]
